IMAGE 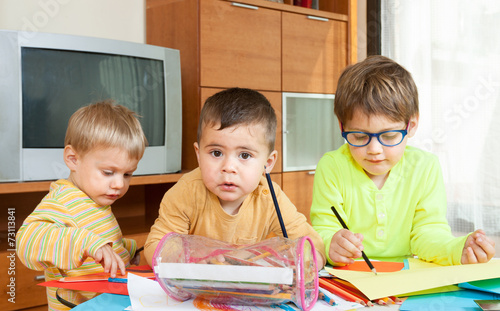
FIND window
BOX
[381,1,500,244]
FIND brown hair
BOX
[197,88,277,152]
[334,55,419,124]
[65,100,147,160]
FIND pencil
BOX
[265,167,288,238]
[318,278,365,304]
[318,287,337,305]
[323,277,368,302]
[247,244,291,262]
[330,205,377,275]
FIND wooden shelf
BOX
[0,172,185,194]
[146,0,348,20]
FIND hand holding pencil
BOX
[329,206,377,275]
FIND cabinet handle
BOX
[307,171,316,175]
[34,275,45,281]
[307,16,329,22]
[231,2,259,10]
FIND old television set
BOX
[0,30,182,182]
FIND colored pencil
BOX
[265,168,288,238]
[247,244,291,262]
[323,277,368,302]
[318,278,365,304]
[320,277,369,303]
[330,205,377,275]
[318,287,337,305]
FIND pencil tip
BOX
[372,268,378,275]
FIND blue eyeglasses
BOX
[341,123,409,147]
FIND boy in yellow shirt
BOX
[311,55,495,266]
[16,101,146,310]
[145,88,326,268]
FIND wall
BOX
[0,0,145,43]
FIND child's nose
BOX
[366,137,383,153]
[221,157,237,173]
[111,176,125,189]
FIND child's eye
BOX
[210,150,223,158]
[240,152,252,160]
[124,173,133,178]
[353,133,368,140]
[103,170,114,176]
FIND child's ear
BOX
[264,150,278,174]
[193,142,201,165]
[63,145,78,171]
[408,115,419,138]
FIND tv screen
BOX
[0,30,181,182]
[21,47,166,148]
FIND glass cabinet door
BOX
[282,93,344,172]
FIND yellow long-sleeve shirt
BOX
[311,144,467,266]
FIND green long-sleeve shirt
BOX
[311,144,467,266]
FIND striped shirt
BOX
[16,179,137,310]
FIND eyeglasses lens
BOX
[346,131,404,147]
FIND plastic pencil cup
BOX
[152,233,319,311]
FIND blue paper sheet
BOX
[72,293,130,310]
[459,278,500,295]
[400,289,500,311]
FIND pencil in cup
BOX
[330,205,377,275]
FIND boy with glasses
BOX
[310,55,495,266]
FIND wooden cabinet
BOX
[146,0,354,217]
[0,253,46,311]
[200,1,281,91]
[147,0,353,171]
[282,171,316,223]
[282,11,347,93]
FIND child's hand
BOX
[93,244,126,277]
[461,229,496,264]
[328,229,365,265]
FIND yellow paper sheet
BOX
[325,258,500,300]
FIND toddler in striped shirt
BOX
[16,100,147,310]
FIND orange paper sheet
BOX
[332,260,405,273]
[38,265,154,296]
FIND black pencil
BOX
[265,169,288,238]
[330,205,377,275]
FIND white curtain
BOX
[380,1,500,242]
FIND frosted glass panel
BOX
[282,93,343,171]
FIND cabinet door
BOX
[201,88,283,173]
[282,11,347,93]
[200,1,281,91]
[282,93,343,172]
[282,171,315,223]
[0,253,47,310]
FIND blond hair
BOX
[334,55,419,124]
[65,100,147,160]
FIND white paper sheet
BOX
[127,273,362,311]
